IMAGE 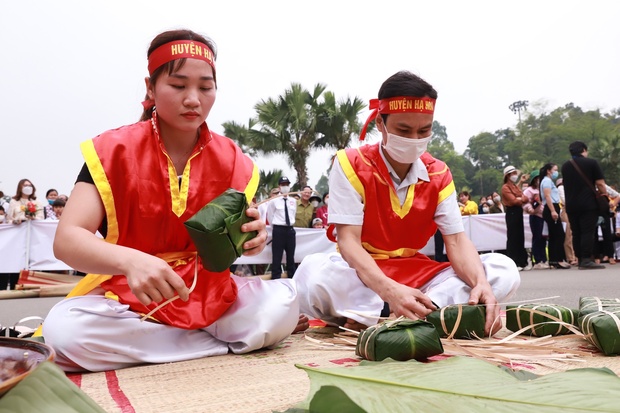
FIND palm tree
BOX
[223,83,367,189]
[314,91,369,151]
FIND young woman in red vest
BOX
[44,29,306,372]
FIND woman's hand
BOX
[241,207,267,256]
[123,252,190,307]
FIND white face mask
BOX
[509,174,519,183]
[22,186,34,196]
[493,196,501,203]
[311,200,319,208]
[280,186,290,194]
[482,207,490,213]
[487,199,494,206]
[0,215,5,223]
[382,131,432,164]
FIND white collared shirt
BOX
[266,195,297,226]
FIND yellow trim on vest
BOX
[362,242,419,259]
[438,180,456,204]
[337,150,366,203]
[391,185,415,219]
[244,163,260,203]
[66,273,113,298]
[428,163,449,177]
[81,140,119,244]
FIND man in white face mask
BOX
[294,71,520,336]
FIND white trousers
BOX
[43,275,299,372]
[294,252,521,326]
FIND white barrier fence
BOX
[0,215,534,272]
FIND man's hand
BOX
[383,283,437,320]
[241,207,267,256]
[468,283,501,336]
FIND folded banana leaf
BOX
[0,361,106,413]
[426,304,486,339]
[578,297,620,318]
[506,304,575,337]
[355,318,443,362]
[184,189,257,272]
[283,356,620,413]
[579,310,620,356]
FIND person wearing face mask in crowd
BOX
[478,196,489,214]
[294,71,520,335]
[523,170,548,269]
[315,192,329,227]
[0,205,6,224]
[540,163,571,269]
[488,192,504,213]
[294,186,315,228]
[501,166,531,270]
[307,192,322,228]
[7,179,45,224]
[266,176,298,279]
[44,188,59,219]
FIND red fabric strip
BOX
[66,372,82,387]
[105,370,135,413]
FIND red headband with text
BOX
[147,40,216,75]
[359,96,436,141]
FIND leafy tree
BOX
[315,174,329,197]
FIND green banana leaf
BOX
[184,188,257,272]
[282,356,620,413]
[578,297,620,319]
[506,304,576,337]
[579,309,620,356]
[0,361,106,413]
[355,318,443,361]
[426,304,486,339]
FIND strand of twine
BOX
[140,258,199,322]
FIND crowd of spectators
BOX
[0,179,69,290]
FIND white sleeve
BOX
[328,159,364,226]
[434,190,464,235]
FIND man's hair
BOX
[378,71,437,124]
[569,141,588,156]
[378,71,437,100]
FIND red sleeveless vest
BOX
[337,144,454,287]
[72,120,258,329]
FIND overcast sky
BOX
[1,0,618,196]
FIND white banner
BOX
[0,214,543,272]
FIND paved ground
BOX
[1,265,618,327]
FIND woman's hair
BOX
[378,71,438,125]
[538,163,557,201]
[140,29,217,121]
[46,188,58,198]
[539,163,556,180]
[458,191,470,200]
[13,179,36,201]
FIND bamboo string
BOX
[140,258,199,322]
